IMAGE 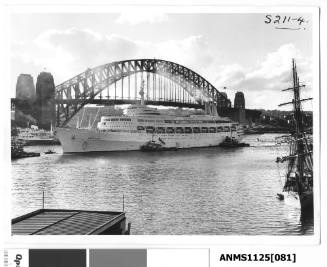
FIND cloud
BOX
[11,28,312,109]
[12,28,145,84]
[156,35,215,74]
[214,43,313,108]
[214,64,245,87]
[35,28,142,69]
[11,28,215,85]
[115,12,168,25]
[215,43,312,91]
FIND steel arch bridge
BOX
[55,58,230,127]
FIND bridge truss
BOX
[55,59,230,127]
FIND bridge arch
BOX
[55,59,230,126]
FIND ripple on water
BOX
[12,134,314,235]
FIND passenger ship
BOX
[56,82,242,153]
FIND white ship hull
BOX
[56,128,241,153]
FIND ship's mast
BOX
[292,59,304,136]
[292,59,304,194]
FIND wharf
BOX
[12,209,130,235]
[244,127,290,134]
[11,138,40,159]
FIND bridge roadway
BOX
[55,98,202,109]
[12,97,261,124]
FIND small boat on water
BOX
[219,136,250,148]
[141,140,163,151]
[276,193,284,200]
[140,139,178,151]
[276,59,313,214]
[44,150,55,154]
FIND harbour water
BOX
[11,134,313,235]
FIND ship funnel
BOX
[205,102,218,116]
[204,102,210,115]
[212,103,218,117]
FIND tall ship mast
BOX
[277,59,313,213]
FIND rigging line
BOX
[304,157,312,173]
[305,141,313,165]
[302,137,313,170]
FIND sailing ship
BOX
[276,59,313,213]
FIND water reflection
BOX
[300,210,314,235]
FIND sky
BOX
[10,12,314,109]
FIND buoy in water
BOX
[277,193,284,200]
